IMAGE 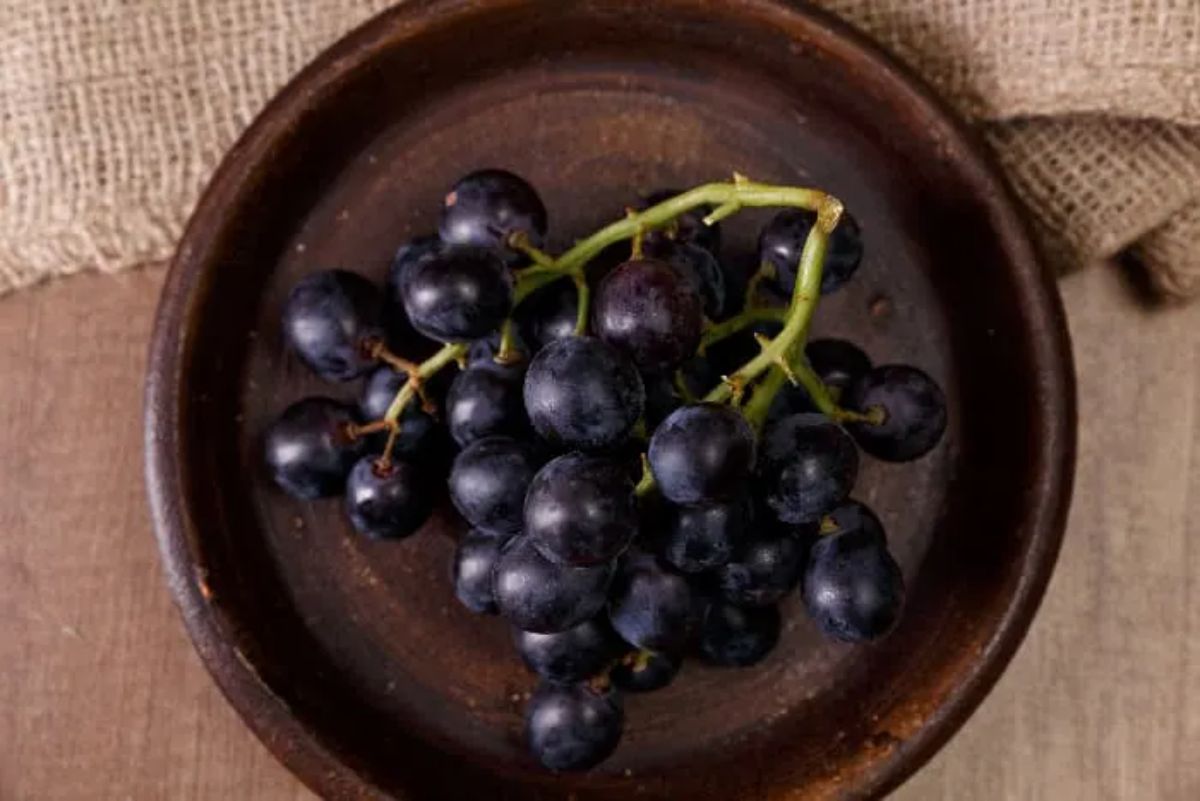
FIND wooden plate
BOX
[144,1,1076,798]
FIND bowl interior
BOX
[152,2,1072,799]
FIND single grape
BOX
[525,681,623,772]
[640,189,721,254]
[452,528,512,614]
[493,536,613,633]
[513,619,621,684]
[263,397,363,499]
[697,600,781,667]
[806,339,872,400]
[448,436,539,535]
[344,456,431,539]
[446,361,528,446]
[663,499,749,573]
[401,247,512,342]
[386,234,442,302]
[439,169,548,254]
[759,208,863,295]
[648,404,755,504]
[523,336,644,451]
[644,238,726,319]
[592,258,704,373]
[607,553,693,653]
[758,413,858,524]
[517,281,578,350]
[524,453,637,566]
[845,365,947,462]
[804,519,904,642]
[610,649,681,693]
[358,367,441,458]
[718,535,804,606]
[282,270,383,381]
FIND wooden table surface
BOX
[1,262,1197,800]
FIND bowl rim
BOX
[144,1,1077,798]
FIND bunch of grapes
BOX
[263,169,947,772]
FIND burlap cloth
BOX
[1,1,1198,299]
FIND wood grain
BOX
[1,262,1196,800]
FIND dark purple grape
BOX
[344,456,431,540]
[446,361,528,446]
[525,682,623,772]
[717,535,804,606]
[448,436,539,535]
[263,397,362,499]
[513,619,621,684]
[663,500,749,573]
[607,553,693,652]
[592,258,703,374]
[758,413,858,524]
[452,528,511,614]
[358,367,441,458]
[517,281,578,350]
[386,234,442,302]
[645,238,726,319]
[524,453,636,566]
[523,336,644,451]
[806,339,871,400]
[804,519,904,642]
[824,499,887,543]
[401,247,512,342]
[282,270,383,381]
[640,189,721,254]
[697,601,780,667]
[493,536,613,633]
[845,365,947,462]
[439,169,548,254]
[648,404,755,504]
[759,208,863,295]
[610,649,681,693]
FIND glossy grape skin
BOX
[467,329,530,365]
[446,361,528,446]
[439,169,548,254]
[523,336,644,452]
[697,601,781,667]
[386,235,442,301]
[452,529,512,614]
[513,619,621,684]
[525,682,623,772]
[493,536,614,633]
[640,189,721,255]
[758,208,863,295]
[263,397,363,499]
[718,535,804,607]
[806,339,872,400]
[804,523,904,642]
[448,436,539,535]
[645,238,726,319]
[663,500,748,573]
[648,404,756,504]
[592,258,704,374]
[282,270,383,381]
[518,281,578,350]
[758,413,859,524]
[401,247,512,342]
[610,649,681,693]
[358,367,440,457]
[524,453,637,566]
[344,457,431,540]
[845,365,947,462]
[607,553,693,652]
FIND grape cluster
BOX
[262,170,948,772]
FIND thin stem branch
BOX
[699,306,787,352]
[741,366,787,433]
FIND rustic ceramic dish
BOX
[144,1,1076,799]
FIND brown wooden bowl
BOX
[144,1,1076,798]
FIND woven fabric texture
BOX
[1,0,1197,297]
